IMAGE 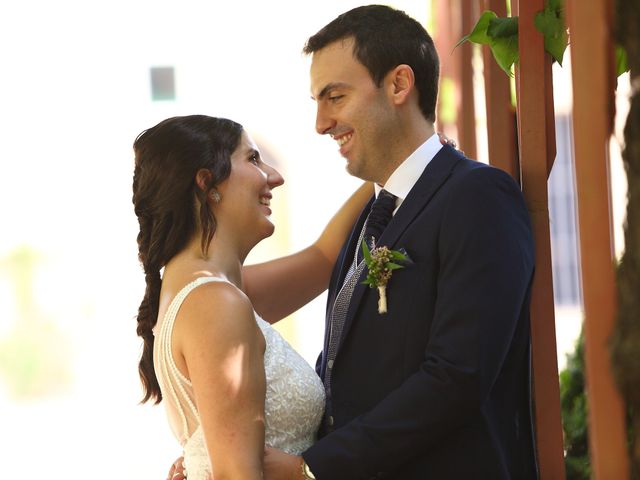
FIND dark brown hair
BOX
[303,5,440,123]
[132,114,243,403]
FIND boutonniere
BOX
[361,242,412,314]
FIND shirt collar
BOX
[374,133,443,206]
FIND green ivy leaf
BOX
[547,0,563,12]
[483,16,520,76]
[615,44,630,76]
[454,10,496,49]
[490,35,519,76]
[534,6,568,65]
[487,16,518,39]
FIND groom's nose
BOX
[315,103,335,135]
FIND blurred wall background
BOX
[0,1,431,478]
[0,1,629,478]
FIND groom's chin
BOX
[345,163,363,181]
[345,161,379,184]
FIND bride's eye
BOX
[249,152,260,165]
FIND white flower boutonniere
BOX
[361,242,411,314]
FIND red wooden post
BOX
[459,0,478,160]
[482,0,519,181]
[566,0,630,476]
[513,0,566,477]
[433,0,478,159]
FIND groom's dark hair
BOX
[303,4,440,123]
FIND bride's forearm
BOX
[313,181,373,269]
[242,246,332,323]
[243,182,373,323]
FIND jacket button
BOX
[328,415,334,426]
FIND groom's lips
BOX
[332,131,354,156]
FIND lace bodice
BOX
[153,277,325,479]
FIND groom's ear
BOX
[387,64,415,106]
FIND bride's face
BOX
[214,131,284,243]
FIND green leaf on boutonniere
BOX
[362,238,373,265]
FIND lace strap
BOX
[156,277,224,441]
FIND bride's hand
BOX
[167,456,185,480]
[437,132,463,153]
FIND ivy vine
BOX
[456,0,629,77]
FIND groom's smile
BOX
[332,131,354,159]
[332,131,353,147]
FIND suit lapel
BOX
[336,145,463,352]
[322,196,373,365]
[337,197,374,287]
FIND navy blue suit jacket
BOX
[302,145,538,479]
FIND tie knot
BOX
[364,189,397,244]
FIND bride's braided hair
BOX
[131,115,243,403]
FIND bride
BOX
[132,115,371,479]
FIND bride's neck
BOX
[171,235,245,289]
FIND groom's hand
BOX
[263,446,302,480]
[166,456,185,480]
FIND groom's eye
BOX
[328,95,344,103]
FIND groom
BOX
[265,5,538,480]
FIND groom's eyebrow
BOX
[312,82,349,100]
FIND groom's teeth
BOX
[336,133,352,147]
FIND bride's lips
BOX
[259,194,272,215]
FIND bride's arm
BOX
[175,282,266,479]
[243,181,373,324]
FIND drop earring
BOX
[210,190,221,203]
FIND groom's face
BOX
[309,37,396,184]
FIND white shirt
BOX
[374,133,443,213]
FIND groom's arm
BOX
[303,167,535,479]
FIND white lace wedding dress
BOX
[153,277,325,480]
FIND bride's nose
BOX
[265,163,284,189]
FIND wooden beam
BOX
[433,0,478,158]
[513,0,566,478]
[566,0,630,477]
[459,0,478,160]
[482,0,519,181]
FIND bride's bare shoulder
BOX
[179,279,254,327]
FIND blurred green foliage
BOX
[0,245,72,399]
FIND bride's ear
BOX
[195,168,213,193]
